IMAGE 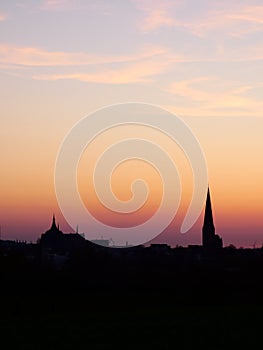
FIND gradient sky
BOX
[1,0,263,247]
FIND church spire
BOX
[203,187,215,235]
[202,187,223,249]
[50,214,57,230]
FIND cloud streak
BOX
[135,1,263,38]
[134,0,178,32]
[0,44,167,67]
[0,44,174,84]
[184,5,263,38]
[33,60,169,84]
[0,13,7,21]
[168,77,263,117]
[41,0,73,11]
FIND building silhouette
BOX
[39,186,224,256]
[202,187,223,249]
[40,215,86,255]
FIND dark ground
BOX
[2,246,263,349]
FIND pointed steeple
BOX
[202,187,222,249]
[203,187,215,235]
[50,214,57,230]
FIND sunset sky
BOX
[1,0,263,247]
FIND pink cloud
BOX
[40,0,110,13]
[227,5,263,25]
[0,43,175,84]
[135,1,263,38]
[41,0,73,11]
[141,9,176,32]
[33,60,168,84]
[180,4,263,38]
[134,0,178,32]
[0,13,7,21]
[0,44,167,67]
[168,77,263,117]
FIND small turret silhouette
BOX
[39,214,86,254]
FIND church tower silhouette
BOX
[50,214,58,231]
[202,187,223,249]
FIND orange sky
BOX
[1,1,263,247]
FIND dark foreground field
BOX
[1,255,263,350]
[2,294,262,350]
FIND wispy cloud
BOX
[0,44,167,67]
[169,76,254,104]
[135,1,263,38]
[33,60,168,84]
[134,0,178,32]
[40,0,110,14]
[0,13,7,21]
[168,77,263,117]
[0,44,173,84]
[41,0,73,11]
[227,5,263,25]
[141,9,175,33]
[177,4,263,38]
[168,77,216,102]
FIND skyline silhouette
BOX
[1,2,263,349]
[2,182,263,248]
[1,183,263,350]
[40,185,225,249]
